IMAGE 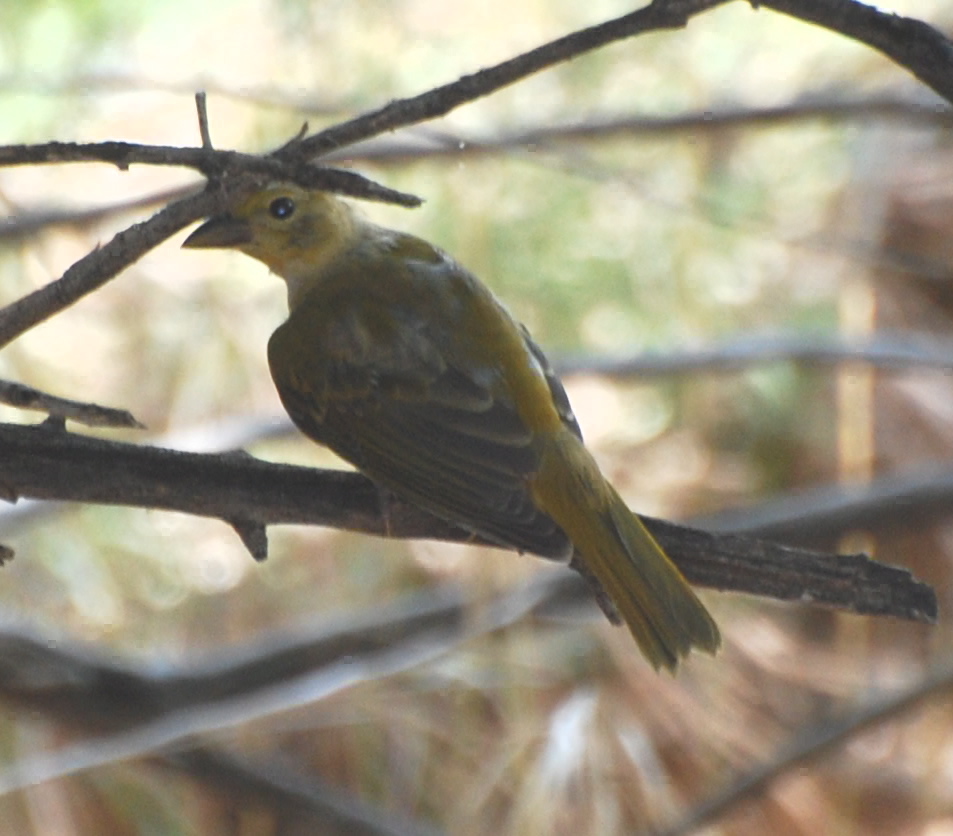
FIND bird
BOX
[183,183,719,670]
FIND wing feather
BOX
[266,248,575,560]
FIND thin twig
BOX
[321,92,952,165]
[288,0,732,158]
[554,332,953,378]
[693,465,953,546]
[0,185,193,242]
[0,380,144,429]
[195,91,213,149]
[0,142,421,206]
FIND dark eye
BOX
[269,197,295,220]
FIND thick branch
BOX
[0,422,936,623]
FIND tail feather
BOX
[531,431,720,670]
[604,488,720,667]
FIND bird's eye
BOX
[268,197,296,220]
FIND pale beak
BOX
[182,214,252,249]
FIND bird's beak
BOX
[182,214,252,249]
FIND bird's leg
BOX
[569,551,622,625]
[375,483,397,538]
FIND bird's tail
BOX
[531,430,720,670]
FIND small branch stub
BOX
[229,517,269,562]
[195,92,213,150]
[0,380,144,429]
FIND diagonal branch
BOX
[288,0,732,158]
[0,188,218,350]
[287,0,953,159]
[661,663,953,836]
[2,0,951,353]
[761,0,953,103]
[0,166,418,351]
[0,575,569,795]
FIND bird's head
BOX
[183,183,358,288]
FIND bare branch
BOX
[0,187,219,349]
[6,91,947,246]
[554,332,953,378]
[283,0,953,160]
[0,173,416,351]
[694,465,953,546]
[0,0,947,670]
[1,0,949,356]
[0,185,192,243]
[195,91,213,149]
[0,140,233,169]
[0,380,144,429]
[0,142,421,206]
[289,0,732,158]
[0,422,936,623]
[321,92,951,167]
[761,0,953,103]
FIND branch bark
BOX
[0,189,216,349]
[760,0,953,103]
[0,422,936,623]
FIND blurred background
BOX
[1,0,953,833]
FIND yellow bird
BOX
[184,184,719,670]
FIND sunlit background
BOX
[2,0,953,833]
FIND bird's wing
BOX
[520,325,583,441]
[268,300,573,560]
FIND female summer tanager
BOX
[183,184,719,670]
